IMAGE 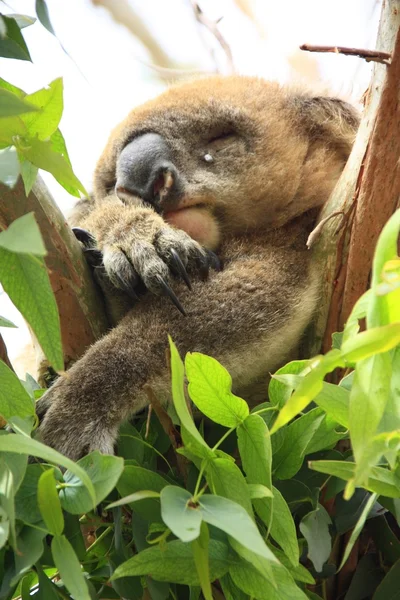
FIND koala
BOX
[37,76,359,459]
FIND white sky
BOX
[0,0,381,373]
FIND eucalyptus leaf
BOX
[0,315,16,328]
[0,360,35,422]
[0,213,46,256]
[299,503,332,572]
[199,494,278,563]
[112,539,233,585]
[0,433,96,506]
[0,89,37,117]
[60,451,124,514]
[37,468,64,535]
[186,352,249,427]
[0,147,19,187]
[0,16,31,61]
[51,534,91,600]
[160,486,202,542]
[0,248,63,370]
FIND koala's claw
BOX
[170,248,192,290]
[156,275,187,316]
[72,227,96,247]
[83,247,103,268]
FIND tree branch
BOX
[300,43,391,64]
[190,1,234,73]
[302,0,400,357]
[0,177,109,372]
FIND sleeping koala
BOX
[37,76,359,459]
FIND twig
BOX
[143,384,188,480]
[306,211,344,249]
[190,1,234,73]
[300,44,392,64]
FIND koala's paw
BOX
[37,395,116,460]
[73,220,221,315]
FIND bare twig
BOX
[190,1,234,73]
[143,384,188,480]
[300,43,391,64]
[306,211,344,249]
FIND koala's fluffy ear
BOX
[293,95,360,157]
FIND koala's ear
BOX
[292,95,360,157]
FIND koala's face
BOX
[94,76,358,248]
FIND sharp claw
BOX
[83,247,103,267]
[72,227,96,247]
[170,248,192,290]
[156,276,186,316]
[195,253,210,280]
[206,250,222,272]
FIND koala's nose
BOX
[115,133,182,210]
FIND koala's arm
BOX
[37,226,318,460]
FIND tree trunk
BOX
[303,0,400,357]
[0,177,109,371]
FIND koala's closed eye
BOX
[207,130,238,153]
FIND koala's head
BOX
[94,76,359,249]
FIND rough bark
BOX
[303,0,400,356]
[0,177,109,370]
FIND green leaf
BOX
[7,14,36,29]
[18,158,38,196]
[186,352,249,427]
[256,486,299,567]
[51,534,90,600]
[117,465,169,521]
[199,494,278,563]
[230,560,308,600]
[160,486,202,542]
[299,503,331,572]
[237,414,298,565]
[342,290,371,344]
[248,483,273,498]
[37,468,64,535]
[308,460,400,498]
[17,136,86,197]
[112,539,233,585]
[0,213,46,256]
[267,544,315,584]
[0,315,16,327]
[369,208,400,327]
[0,463,15,548]
[0,147,20,188]
[206,457,254,516]
[271,350,345,433]
[220,574,249,600]
[13,525,45,585]
[338,493,378,571]
[273,408,325,479]
[36,564,60,600]
[0,248,63,370]
[60,451,124,514]
[0,433,96,506]
[342,324,400,362]
[0,360,35,422]
[192,522,213,600]
[0,16,31,61]
[168,338,214,459]
[373,557,400,599]
[35,0,56,35]
[0,88,37,117]
[107,490,160,509]
[238,414,272,490]
[350,353,391,466]
[21,78,63,139]
[269,360,310,408]
[314,382,350,428]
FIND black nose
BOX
[115,133,182,209]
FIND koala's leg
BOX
[37,245,319,460]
